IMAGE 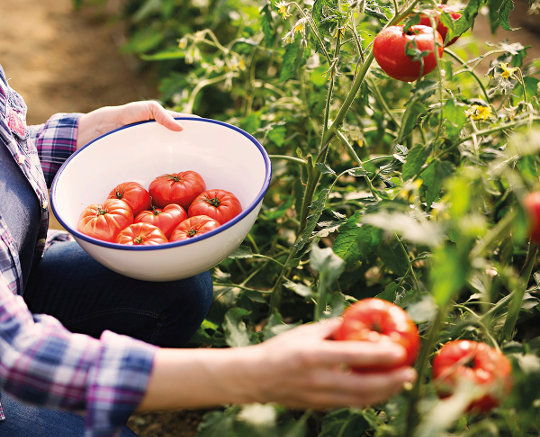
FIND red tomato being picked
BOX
[419,4,463,46]
[108,181,151,216]
[333,298,420,372]
[116,222,168,246]
[169,215,221,242]
[432,340,513,413]
[523,191,540,245]
[373,25,444,82]
[78,198,133,242]
[188,189,242,224]
[149,171,206,209]
[135,203,188,238]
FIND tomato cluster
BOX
[77,171,242,245]
[333,298,420,372]
[373,4,462,82]
[432,340,513,413]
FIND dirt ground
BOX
[0,1,539,436]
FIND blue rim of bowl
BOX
[50,117,272,251]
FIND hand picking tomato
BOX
[432,340,513,413]
[135,203,188,238]
[523,191,540,245]
[418,4,463,46]
[188,189,242,224]
[116,222,168,246]
[78,198,134,242]
[149,171,206,209]
[169,215,221,242]
[333,297,420,372]
[373,25,444,82]
[108,181,151,216]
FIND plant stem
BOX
[500,243,538,341]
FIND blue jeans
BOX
[0,240,213,436]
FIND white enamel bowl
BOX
[51,118,271,281]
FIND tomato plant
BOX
[107,181,151,216]
[149,171,206,209]
[188,189,242,224]
[169,215,221,241]
[418,4,463,46]
[373,25,444,82]
[333,298,420,371]
[432,340,513,413]
[77,198,133,242]
[135,203,188,238]
[116,222,168,245]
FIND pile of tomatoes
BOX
[373,4,462,82]
[77,170,242,245]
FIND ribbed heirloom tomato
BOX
[432,340,513,413]
[107,181,151,216]
[77,198,133,242]
[135,203,188,238]
[333,298,420,372]
[188,189,242,224]
[149,171,206,209]
[169,215,221,242]
[418,4,463,46]
[373,24,444,82]
[116,222,168,246]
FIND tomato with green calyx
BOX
[169,215,221,242]
[135,203,188,238]
[418,4,463,46]
[373,25,444,82]
[188,189,242,224]
[333,298,420,372]
[432,340,512,413]
[78,198,133,242]
[149,171,206,209]
[108,181,151,216]
[523,191,540,245]
[116,222,168,246]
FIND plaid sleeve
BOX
[27,113,82,187]
[0,276,156,437]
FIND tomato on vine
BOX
[432,340,513,413]
[418,4,463,46]
[333,298,420,372]
[373,24,444,82]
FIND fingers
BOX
[147,101,184,132]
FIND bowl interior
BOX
[51,118,271,246]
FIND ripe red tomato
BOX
[188,189,242,224]
[107,181,151,216]
[373,25,444,82]
[135,203,188,238]
[432,340,513,412]
[169,215,221,242]
[523,191,540,245]
[333,298,420,372]
[419,4,463,46]
[116,222,168,246]
[78,198,133,242]
[149,171,206,209]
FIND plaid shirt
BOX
[0,65,156,436]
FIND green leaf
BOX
[310,245,345,288]
[312,0,340,38]
[420,159,454,208]
[488,0,516,32]
[284,280,315,298]
[268,124,287,147]
[378,237,409,276]
[452,0,482,36]
[333,211,383,265]
[261,4,275,46]
[280,37,304,82]
[320,409,372,436]
[295,188,331,254]
[228,246,254,259]
[430,245,469,307]
[223,307,253,347]
[442,99,467,139]
[198,409,237,437]
[402,144,427,181]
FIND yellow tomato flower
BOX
[466,104,492,121]
[276,1,290,19]
[499,62,519,79]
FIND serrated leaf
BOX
[430,245,469,307]
[320,409,371,437]
[420,159,454,208]
[280,37,303,82]
[488,0,516,32]
[295,188,331,253]
[442,99,467,138]
[316,162,336,175]
[224,308,253,347]
[310,245,345,287]
[228,246,254,259]
[398,100,427,142]
[333,211,383,264]
[402,144,427,181]
[284,280,315,298]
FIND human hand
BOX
[246,318,416,409]
[77,101,192,149]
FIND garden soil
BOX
[0,0,539,436]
